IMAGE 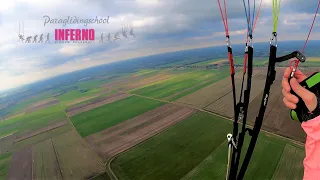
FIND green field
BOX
[131,68,230,101]
[0,91,53,119]
[70,96,165,137]
[111,112,232,180]
[111,112,304,180]
[65,90,117,109]
[193,57,268,66]
[0,153,11,180]
[57,88,102,105]
[0,104,66,138]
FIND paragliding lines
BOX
[228,0,262,179]
[290,0,320,78]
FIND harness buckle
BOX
[270,32,277,46]
[227,134,237,149]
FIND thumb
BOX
[290,78,317,112]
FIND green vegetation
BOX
[66,90,117,109]
[111,112,232,180]
[0,153,11,180]
[57,88,102,105]
[76,80,103,89]
[133,69,159,77]
[0,104,65,138]
[183,133,289,179]
[111,112,304,180]
[71,96,165,137]
[0,92,53,118]
[131,69,229,100]
[193,57,268,66]
[169,68,231,101]
[271,144,304,180]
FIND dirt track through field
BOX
[66,92,130,117]
[86,103,197,161]
[7,147,32,180]
[14,121,68,143]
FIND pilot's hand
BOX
[282,67,317,112]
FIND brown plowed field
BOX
[177,70,262,108]
[66,92,130,117]
[14,121,68,143]
[204,70,266,118]
[52,131,105,179]
[7,147,33,180]
[25,99,60,113]
[33,139,62,180]
[86,104,197,161]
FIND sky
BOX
[0,0,319,91]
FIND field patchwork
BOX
[7,147,33,180]
[52,130,105,179]
[111,112,305,180]
[86,104,197,161]
[204,70,265,118]
[111,112,232,180]
[9,130,106,180]
[66,92,130,117]
[71,96,165,137]
[247,79,306,142]
[131,69,230,101]
[24,98,60,113]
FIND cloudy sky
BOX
[0,0,319,91]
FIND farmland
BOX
[86,104,196,161]
[177,70,262,109]
[111,112,305,180]
[66,92,130,117]
[1,43,318,180]
[131,68,230,101]
[0,104,66,139]
[0,153,11,180]
[111,112,233,180]
[11,130,106,180]
[204,70,266,118]
[193,56,268,66]
[51,130,105,179]
[70,96,165,137]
